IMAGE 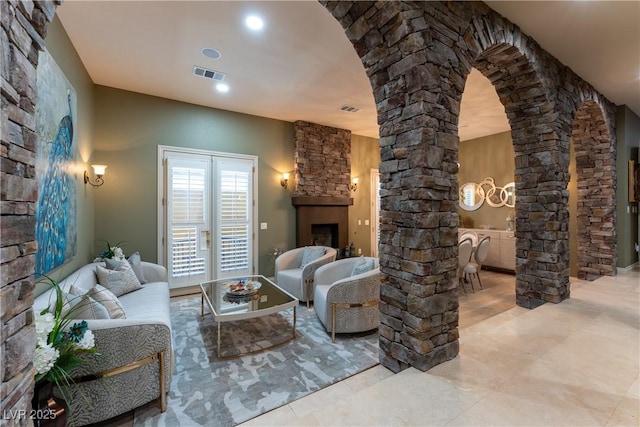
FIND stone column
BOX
[1,1,58,424]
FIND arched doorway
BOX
[322,1,617,373]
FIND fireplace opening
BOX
[312,223,338,248]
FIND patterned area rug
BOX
[133,297,379,426]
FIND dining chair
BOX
[464,236,491,290]
[459,230,478,247]
[458,237,474,295]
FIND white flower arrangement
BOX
[93,239,127,261]
[34,276,98,392]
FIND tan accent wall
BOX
[458,131,515,230]
[349,134,380,257]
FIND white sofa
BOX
[32,261,173,426]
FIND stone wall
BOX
[321,1,617,373]
[292,120,351,198]
[573,101,617,279]
[1,0,58,423]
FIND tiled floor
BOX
[240,267,640,426]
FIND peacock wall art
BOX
[35,49,78,277]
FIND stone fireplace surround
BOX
[291,121,353,252]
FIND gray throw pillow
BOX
[96,263,142,297]
[68,294,111,320]
[127,252,147,284]
[300,246,326,267]
[351,256,375,276]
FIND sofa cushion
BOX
[117,281,170,326]
[96,264,142,297]
[300,246,326,267]
[88,284,127,319]
[351,256,376,276]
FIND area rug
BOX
[133,297,379,426]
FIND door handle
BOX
[200,230,211,250]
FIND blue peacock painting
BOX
[35,92,75,276]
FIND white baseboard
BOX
[617,262,639,274]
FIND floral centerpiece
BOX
[93,239,126,262]
[35,276,98,401]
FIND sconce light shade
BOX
[280,173,289,189]
[350,177,359,192]
[84,164,107,187]
[92,164,107,176]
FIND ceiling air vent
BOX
[193,66,226,81]
[339,104,360,113]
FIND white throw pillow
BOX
[96,264,142,297]
[88,284,127,319]
[300,246,326,267]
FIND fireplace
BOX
[292,197,352,252]
[311,223,338,247]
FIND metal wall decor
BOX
[459,177,515,211]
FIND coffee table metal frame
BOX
[199,275,298,357]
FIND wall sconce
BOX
[84,164,107,187]
[280,173,289,189]
[350,177,359,192]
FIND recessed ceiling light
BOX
[245,15,264,31]
[201,48,221,60]
[216,83,229,93]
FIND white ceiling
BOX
[56,1,639,142]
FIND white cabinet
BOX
[459,228,515,271]
[498,232,516,271]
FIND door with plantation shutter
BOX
[160,147,257,289]
[215,159,253,279]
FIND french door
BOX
[158,146,257,289]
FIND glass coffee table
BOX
[199,275,298,357]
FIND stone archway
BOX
[321,1,617,373]
[572,101,617,279]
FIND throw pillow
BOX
[88,284,127,319]
[105,258,128,270]
[351,256,376,276]
[300,246,326,268]
[96,264,142,297]
[67,294,111,320]
[127,251,147,284]
[47,291,71,317]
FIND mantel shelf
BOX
[291,196,353,207]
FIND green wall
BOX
[46,14,381,282]
[91,86,297,277]
[616,105,640,269]
[41,17,96,282]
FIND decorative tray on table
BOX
[223,279,262,303]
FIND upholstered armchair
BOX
[313,257,380,342]
[274,246,337,307]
